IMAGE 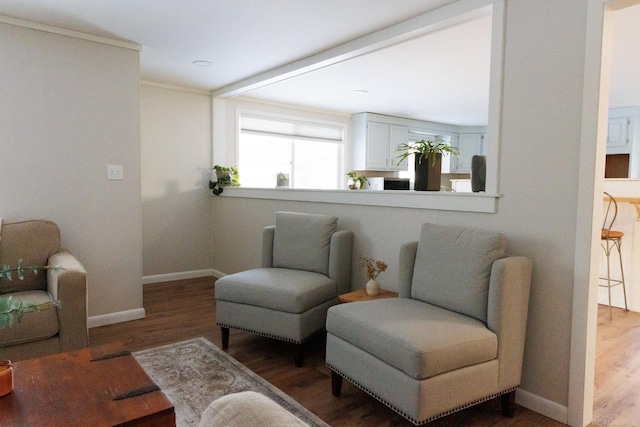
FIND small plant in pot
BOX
[209,165,239,196]
[360,256,387,296]
[276,172,289,187]
[395,139,459,191]
[346,171,368,190]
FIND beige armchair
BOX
[0,219,88,361]
[326,223,532,424]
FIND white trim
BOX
[142,269,222,284]
[569,1,613,426]
[0,14,141,51]
[88,308,146,329]
[219,187,499,213]
[516,388,568,424]
[141,80,212,96]
[485,0,505,195]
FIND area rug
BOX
[133,337,329,427]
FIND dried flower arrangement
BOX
[360,256,388,281]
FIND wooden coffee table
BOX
[0,343,175,426]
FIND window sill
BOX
[218,187,499,213]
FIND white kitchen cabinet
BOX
[607,117,631,154]
[352,114,408,171]
[451,133,485,173]
[364,121,390,169]
[352,112,485,173]
[607,107,640,177]
[389,124,409,170]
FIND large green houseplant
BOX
[395,139,459,191]
[209,165,240,196]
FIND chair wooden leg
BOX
[294,343,303,367]
[501,390,516,417]
[331,371,343,397]
[221,327,229,349]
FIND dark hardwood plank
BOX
[90,278,571,426]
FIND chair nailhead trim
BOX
[217,322,321,344]
[327,363,518,425]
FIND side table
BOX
[338,288,398,303]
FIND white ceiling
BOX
[0,1,638,126]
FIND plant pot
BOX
[348,179,361,190]
[414,153,442,191]
[366,279,380,296]
[0,360,13,397]
[215,170,231,183]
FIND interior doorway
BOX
[592,1,640,424]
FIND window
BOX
[238,112,344,189]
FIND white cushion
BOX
[199,391,308,427]
[214,268,336,313]
[411,223,506,322]
[272,212,337,276]
[326,298,497,379]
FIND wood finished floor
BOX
[593,304,640,426]
[88,277,637,426]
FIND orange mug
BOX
[0,360,13,397]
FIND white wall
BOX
[210,0,595,422]
[0,22,143,322]
[140,83,213,279]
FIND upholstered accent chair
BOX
[199,391,308,427]
[0,219,88,361]
[326,223,532,424]
[215,211,353,367]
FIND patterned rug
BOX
[133,337,328,427]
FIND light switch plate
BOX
[107,164,124,180]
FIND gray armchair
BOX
[326,223,532,424]
[215,211,353,367]
[0,219,88,361]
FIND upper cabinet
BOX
[451,133,486,173]
[607,117,630,154]
[352,114,408,171]
[352,112,486,173]
[607,107,640,177]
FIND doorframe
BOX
[569,1,635,425]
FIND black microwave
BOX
[383,177,410,190]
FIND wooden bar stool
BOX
[600,192,629,318]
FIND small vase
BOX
[0,360,13,397]
[366,279,380,296]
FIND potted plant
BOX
[209,165,239,196]
[395,139,459,191]
[276,172,289,187]
[360,256,387,296]
[346,171,368,190]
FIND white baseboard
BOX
[142,269,225,284]
[88,308,146,329]
[516,388,568,424]
[88,270,227,328]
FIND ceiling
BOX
[0,1,638,126]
